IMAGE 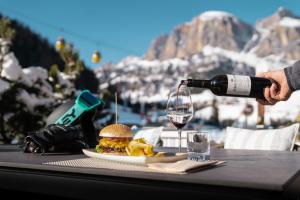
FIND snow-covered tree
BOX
[0,18,75,144]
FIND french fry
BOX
[154,152,165,157]
[126,138,154,156]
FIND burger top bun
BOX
[99,124,133,138]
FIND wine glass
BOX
[166,85,194,152]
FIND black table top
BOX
[0,145,300,199]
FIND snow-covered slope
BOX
[203,45,293,73]
[96,52,255,104]
[279,17,300,28]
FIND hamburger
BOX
[96,124,133,155]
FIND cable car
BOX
[55,37,65,51]
[91,50,102,63]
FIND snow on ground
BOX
[116,56,189,71]
[203,45,292,73]
[279,17,300,28]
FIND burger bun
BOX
[99,124,133,138]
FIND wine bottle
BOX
[181,75,272,99]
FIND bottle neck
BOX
[183,79,211,88]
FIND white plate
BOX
[82,149,187,166]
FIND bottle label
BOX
[226,75,251,96]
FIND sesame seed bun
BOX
[99,124,133,138]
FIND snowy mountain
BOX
[245,7,300,61]
[145,11,253,60]
[95,8,300,126]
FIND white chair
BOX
[224,123,299,151]
[159,128,188,148]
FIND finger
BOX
[264,87,273,103]
[270,83,278,99]
[266,87,278,105]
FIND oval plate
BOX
[82,149,187,166]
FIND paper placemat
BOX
[44,158,159,173]
[44,158,224,175]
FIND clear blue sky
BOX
[0,0,299,68]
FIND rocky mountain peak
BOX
[249,7,300,60]
[256,7,295,30]
[145,10,253,61]
[277,7,294,18]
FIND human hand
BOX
[256,69,292,105]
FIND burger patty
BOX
[96,137,131,153]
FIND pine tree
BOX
[0,18,54,144]
[49,64,61,93]
[0,18,15,76]
[0,18,16,143]
[0,18,15,40]
[56,40,84,79]
[0,83,47,143]
[49,64,59,82]
[54,37,99,93]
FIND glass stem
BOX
[178,129,182,153]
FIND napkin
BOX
[147,159,225,174]
[133,127,163,146]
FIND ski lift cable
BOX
[0,5,136,54]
